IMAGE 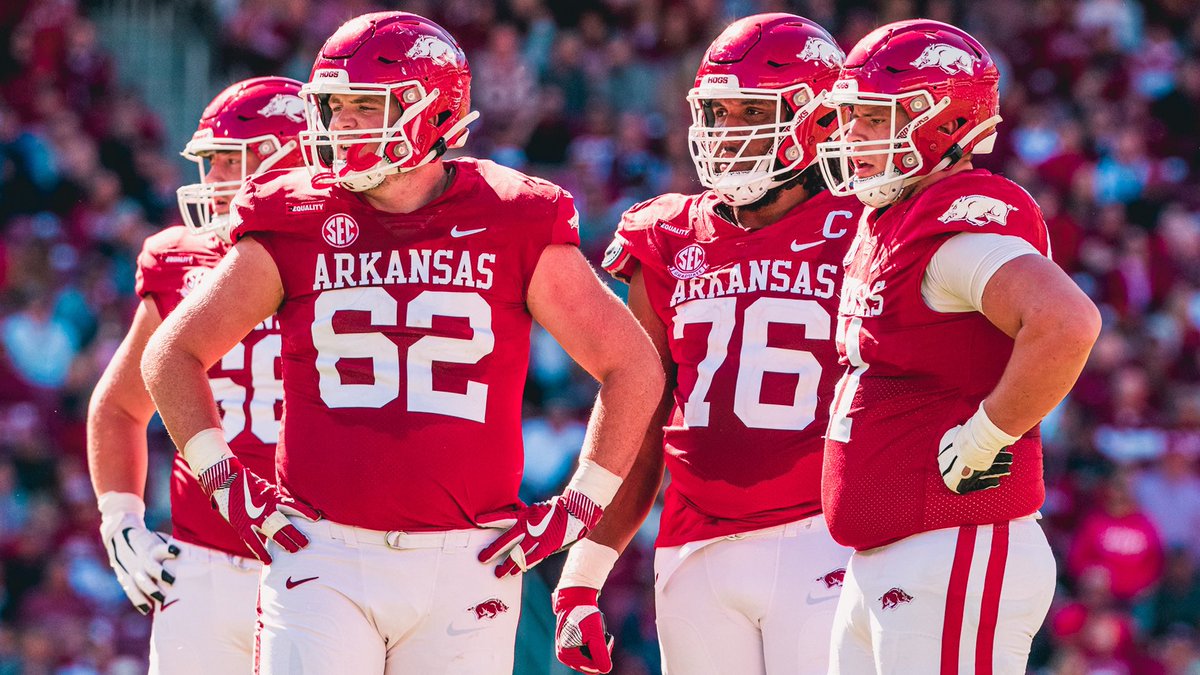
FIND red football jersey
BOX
[823,170,1051,551]
[135,226,281,557]
[604,189,860,547]
[228,159,580,531]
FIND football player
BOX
[551,14,858,675]
[813,20,1101,674]
[87,76,309,674]
[139,12,663,675]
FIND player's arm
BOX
[87,297,178,614]
[141,237,318,563]
[89,297,161,497]
[978,254,1101,433]
[478,245,666,579]
[930,233,1101,494]
[552,268,675,674]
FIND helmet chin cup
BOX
[852,168,906,208]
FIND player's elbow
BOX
[1034,292,1102,358]
[600,341,666,403]
[630,346,667,402]
[139,329,174,401]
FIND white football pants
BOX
[255,519,522,675]
[653,515,852,675]
[830,518,1056,675]
[149,539,260,675]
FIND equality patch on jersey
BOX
[937,195,1018,227]
[288,201,326,214]
[668,243,708,280]
[321,213,360,248]
[909,44,976,75]
[655,219,691,238]
[180,267,209,298]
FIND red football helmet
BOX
[298,11,479,192]
[816,20,1002,207]
[177,76,305,242]
[688,13,844,206]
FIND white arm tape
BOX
[97,491,145,520]
[558,538,621,591]
[566,459,623,510]
[922,233,1041,313]
[959,402,1023,470]
[180,428,235,478]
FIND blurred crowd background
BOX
[0,0,1198,672]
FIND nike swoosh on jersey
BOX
[790,240,825,253]
[527,509,557,538]
[450,226,487,238]
[243,477,266,519]
[285,575,319,589]
[160,598,180,610]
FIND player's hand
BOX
[197,456,320,564]
[938,424,1014,495]
[553,586,614,674]
[476,489,603,577]
[98,492,178,615]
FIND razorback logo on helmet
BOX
[258,94,305,123]
[815,568,846,589]
[469,598,509,621]
[321,214,360,248]
[909,44,976,75]
[879,587,914,610]
[180,267,209,298]
[937,195,1018,227]
[669,243,708,280]
[406,35,457,66]
[797,37,843,68]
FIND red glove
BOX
[197,455,320,564]
[477,489,603,577]
[554,587,614,674]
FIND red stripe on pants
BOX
[941,525,977,674]
[975,523,1010,675]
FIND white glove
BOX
[98,492,178,615]
[938,403,1020,495]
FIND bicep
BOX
[155,237,283,369]
[527,244,655,381]
[980,254,1092,338]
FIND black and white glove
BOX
[554,539,620,673]
[98,492,178,615]
[938,403,1020,495]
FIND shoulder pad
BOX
[901,171,1049,254]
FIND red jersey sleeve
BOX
[549,187,582,247]
[134,227,223,317]
[601,194,693,283]
[903,171,1051,256]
